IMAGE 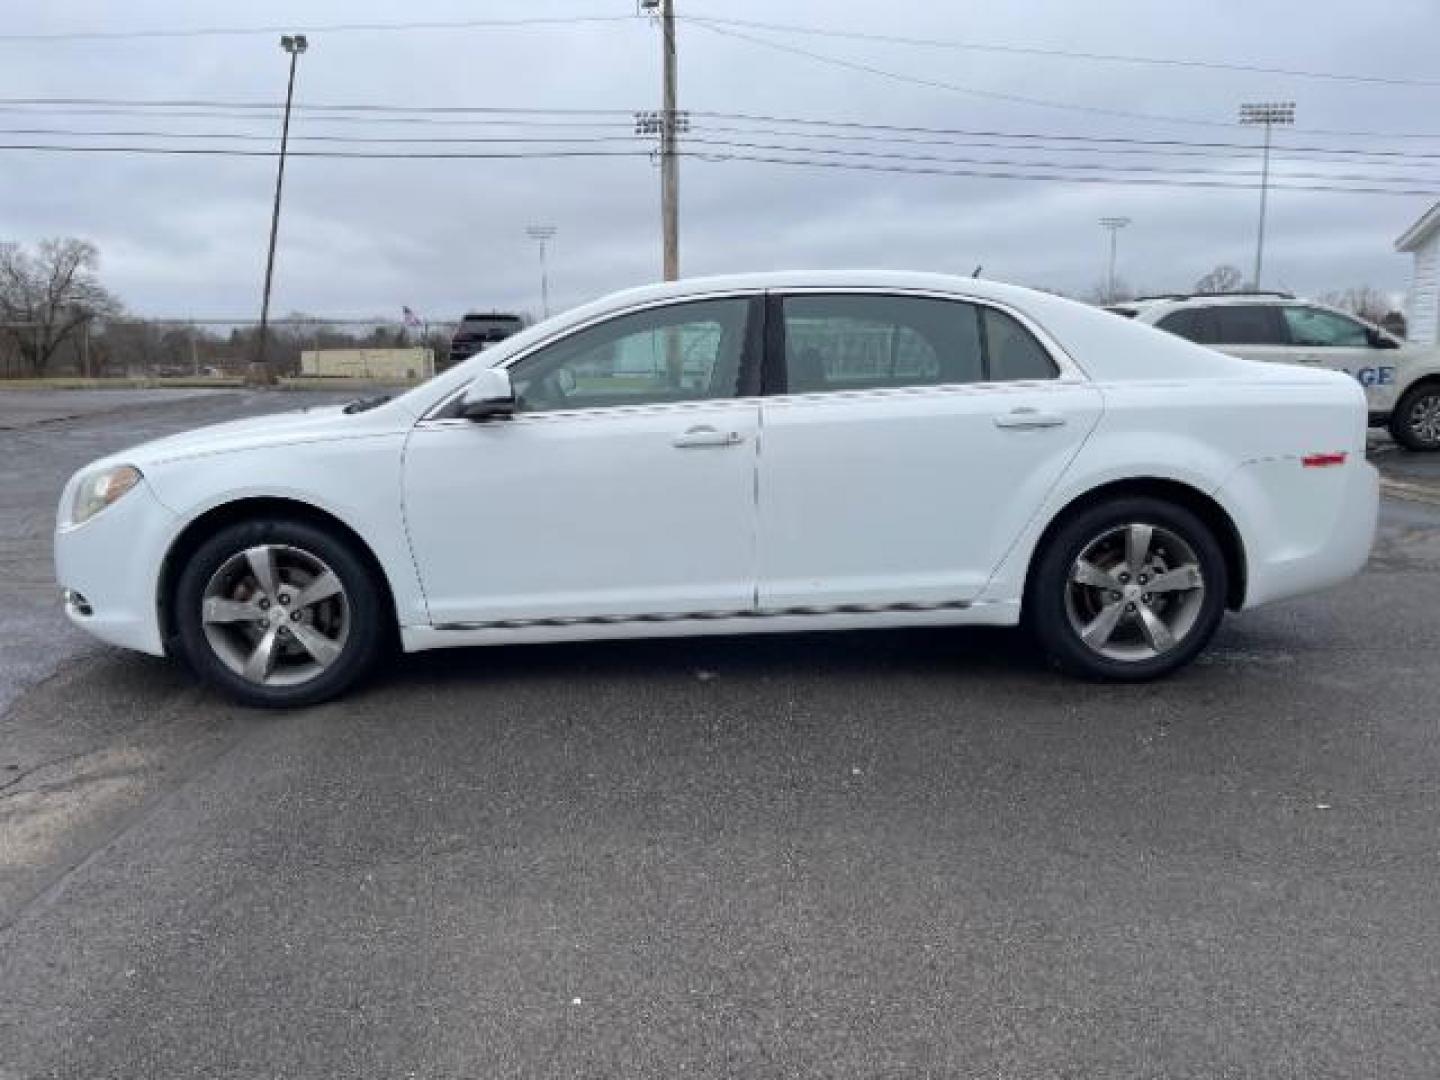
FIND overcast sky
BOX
[3,0,1438,321]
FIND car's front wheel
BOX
[173,518,389,707]
[1027,497,1228,681]
[1389,382,1440,451]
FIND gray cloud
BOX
[1,0,1435,320]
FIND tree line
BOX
[0,237,457,378]
[0,237,1415,378]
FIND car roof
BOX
[391,268,1265,418]
[1133,293,1304,315]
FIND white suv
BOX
[1109,292,1440,450]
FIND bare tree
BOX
[0,238,121,375]
[1194,264,1245,294]
[1319,286,1393,325]
[1083,278,1142,305]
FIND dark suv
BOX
[447,312,524,369]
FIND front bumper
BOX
[54,478,178,656]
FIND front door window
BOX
[509,299,750,413]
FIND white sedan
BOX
[56,272,1378,707]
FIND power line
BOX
[691,21,1246,131]
[4,95,1440,142]
[12,120,1440,171]
[0,104,635,130]
[3,125,1436,175]
[681,13,1440,89]
[5,6,1429,95]
[0,139,1434,195]
[0,126,648,146]
[692,124,1440,168]
[691,23,1440,140]
[676,136,1439,185]
[0,14,638,43]
[690,107,1440,144]
[0,96,638,116]
[0,143,654,160]
[682,149,1440,197]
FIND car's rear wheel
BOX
[1027,497,1228,680]
[1389,382,1440,451]
[173,518,388,707]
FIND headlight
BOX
[70,465,142,525]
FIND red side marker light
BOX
[1302,452,1347,468]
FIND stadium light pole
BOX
[248,33,308,386]
[1099,217,1131,302]
[1239,101,1295,290]
[526,225,557,319]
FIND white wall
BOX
[1408,234,1439,345]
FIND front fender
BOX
[142,434,430,628]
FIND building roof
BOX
[1396,201,1440,252]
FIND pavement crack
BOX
[0,715,261,939]
[0,750,93,795]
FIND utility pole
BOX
[639,0,681,280]
[1099,217,1131,302]
[1239,101,1294,290]
[248,33,308,387]
[526,225,557,319]
[659,0,679,281]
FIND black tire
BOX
[173,517,389,707]
[1025,496,1228,681]
[1388,382,1440,451]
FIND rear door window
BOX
[982,308,1059,381]
[779,294,984,392]
[1156,308,1219,344]
[1210,305,1288,346]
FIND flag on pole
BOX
[402,305,422,328]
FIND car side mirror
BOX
[459,368,516,420]
[1367,328,1399,350]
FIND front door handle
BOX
[993,408,1067,430]
[673,425,745,448]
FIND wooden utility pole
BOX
[660,0,679,281]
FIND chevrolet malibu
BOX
[56,272,1379,707]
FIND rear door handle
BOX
[993,408,1067,430]
[673,425,745,448]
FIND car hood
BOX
[91,398,418,471]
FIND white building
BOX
[1396,202,1440,345]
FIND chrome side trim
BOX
[433,598,971,632]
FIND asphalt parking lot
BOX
[3,388,1440,1077]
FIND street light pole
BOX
[248,33,308,386]
[1099,217,1131,302]
[1239,101,1295,290]
[526,225,557,319]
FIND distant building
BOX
[1395,202,1440,345]
[299,346,434,381]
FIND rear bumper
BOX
[1221,457,1379,610]
[54,479,176,656]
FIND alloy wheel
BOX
[200,544,350,687]
[1408,391,1440,446]
[1064,522,1206,662]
